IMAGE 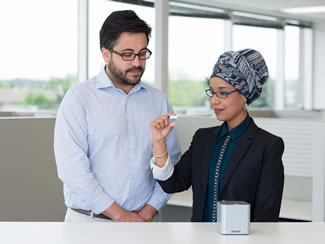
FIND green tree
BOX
[23,92,52,109]
[24,93,34,105]
[47,75,75,104]
[0,80,9,88]
[168,79,207,107]
[34,93,48,108]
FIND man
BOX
[54,10,181,222]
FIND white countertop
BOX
[0,222,324,244]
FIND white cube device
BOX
[217,200,250,235]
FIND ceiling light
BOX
[281,6,325,14]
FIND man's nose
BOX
[131,55,142,66]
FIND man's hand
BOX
[137,204,158,222]
[103,202,144,222]
[120,211,145,222]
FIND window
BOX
[1,0,312,113]
[284,25,300,109]
[88,0,155,84]
[167,6,309,112]
[168,15,224,112]
[0,0,77,112]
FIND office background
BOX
[1,0,325,222]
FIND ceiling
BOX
[181,0,325,22]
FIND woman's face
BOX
[209,77,247,130]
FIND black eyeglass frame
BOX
[109,48,152,61]
[205,88,239,99]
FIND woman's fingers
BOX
[150,113,177,141]
[151,116,168,129]
[150,113,177,136]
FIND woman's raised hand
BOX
[150,112,177,142]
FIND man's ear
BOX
[102,48,110,62]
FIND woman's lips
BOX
[214,108,224,114]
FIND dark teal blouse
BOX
[203,115,251,221]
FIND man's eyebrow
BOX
[120,48,135,52]
[120,47,148,52]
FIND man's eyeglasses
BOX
[110,49,152,61]
[205,88,238,99]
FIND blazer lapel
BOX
[220,120,258,194]
[200,127,220,194]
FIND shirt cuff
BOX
[150,156,174,181]
[91,191,114,215]
[146,183,171,211]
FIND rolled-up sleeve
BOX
[150,156,174,181]
[146,136,181,210]
[54,89,113,214]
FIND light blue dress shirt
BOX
[54,68,181,214]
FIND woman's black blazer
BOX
[158,119,284,222]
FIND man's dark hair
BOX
[100,10,152,50]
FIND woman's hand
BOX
[150,113,177,167]
[150,112,177,142]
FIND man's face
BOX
[102,32,148,89]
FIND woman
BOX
[150,49,284,222]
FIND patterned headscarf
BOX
[210,48,269,105]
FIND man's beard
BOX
[108,61,144,87]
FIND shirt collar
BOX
[219,115,251,139]
[94,66,147,94]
